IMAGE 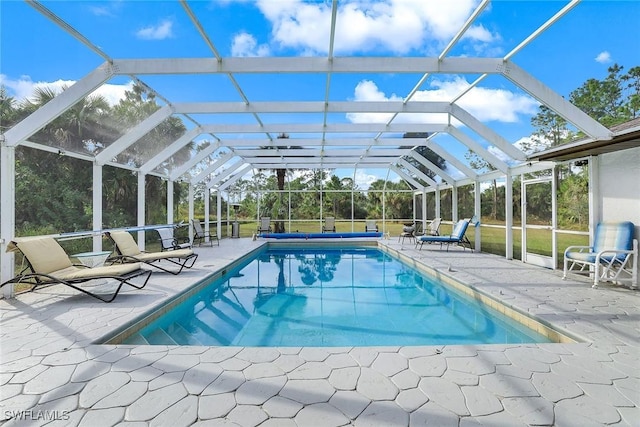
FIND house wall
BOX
[598,146,640,280]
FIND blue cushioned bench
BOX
[258,232,383,239]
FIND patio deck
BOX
[1,237,638,426]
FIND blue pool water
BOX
[121,247,553,346]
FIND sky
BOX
[1,0,639,189]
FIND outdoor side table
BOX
[72,251,112,268]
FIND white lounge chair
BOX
[563,221,638,288]
[322,217,336,232]
[191,219,219,246]
[257,217,272,234]
[365,220,378,232]
[156,227,192,251]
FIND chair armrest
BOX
[563,245,593,256]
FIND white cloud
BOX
[136,19,174,40]
[232,32,271,57]
[347,77,538,125]
[353,169,380,188]
[253,0,498,54]
[595,51,612,64]
[0,74,133,106]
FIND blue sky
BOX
[1,0,639,188]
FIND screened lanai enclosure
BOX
[2,0,640,298]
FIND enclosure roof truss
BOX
[2,0,614,192]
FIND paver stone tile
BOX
[614,377,640,406]
[279,379,336,404]
[460,410,528,427]
[182,363,224,395]
[226,405,268,427]
[410,401,459,427]
[348,348,378,367]
[125,382,187,421]
[618,406,640,427]
[218,357,251,371]
[111,352,166,372]
[288,361,332,379]
[442,369,479,386]
[409,355,447,377]
[199,347,242,363]
[148,371,184,391]
[395,387,429,412]
[93,381,148,408]
[325,353,358,369]
[419,376,470,416]
[23,365,75,395]
[201,371,245,395]
[399,346,441,358]
[273,354,305,373]
[129,366,163,383]
[447,356,496,376]
[531,372,584,403]
[2,356,44,374]
[198,392,236,419]
[461,385,503,416]
[372,352,408,377]
[391,369,420,390]
[78,407,124,427]
[151,354,199,372]
[93,348,131,364]
[262,396,303,418]
[236,348,280,363]
[356,367,399,400]
[39,381,85,404]
[502,396,554,426]
[355,401,409,427]
[328,367,360,390]
[242,362,285,380]
[299,348,330,362]
[71,360,111,383]
[235,375,287,405]
[480,373,539,397]
[149,395,197,427]
[0,393,40,418]
[259,418,297,427]
[45,408,86,427]
[10,364,48,384]
[579,382,635,406]
[554,395,621,426]
[295,402,350,427]
[328,390,370,419]
[41,348,88,366]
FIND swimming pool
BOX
[112,246,556,346]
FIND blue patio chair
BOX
[416,219,472,251]
[563,221,638,288]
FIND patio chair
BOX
[416,219,472,251]
[257,217,272,234]
[322,217,336,232]
[156,227,192,251]
[399,223,416,244]
[427,217,442,236]
[0,237,152,303]
[365,220,378,232]
[191,219,219,246]
[106,231,198,275]
[563,221,638,288]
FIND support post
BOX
[1,144,16,298]
[137,171,146,251]
[505,173,513,260]
[92,163,103,252]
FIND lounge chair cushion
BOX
[109,231,142,256]
[8,237,73,274]
[132,249,194,261]
[53,263,143,280]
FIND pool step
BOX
[166,322,204,346]
[125,333,150,345]
[146,328,178,345]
